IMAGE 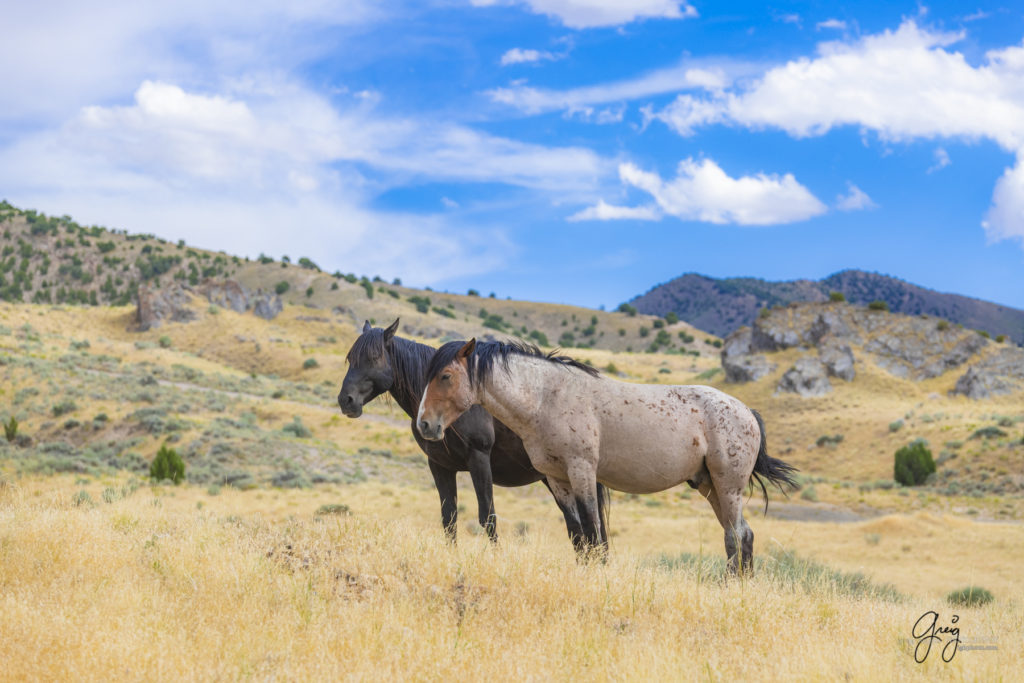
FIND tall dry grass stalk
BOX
[0,479,1018,681]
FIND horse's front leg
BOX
[428,459,458,542]
[565,460,607,561]
[467,449,498,543]
[542,477,586,555]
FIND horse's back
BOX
[588,381,757,492]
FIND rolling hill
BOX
[629,270,1024,344]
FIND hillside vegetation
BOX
[631,270,1024,343]
[0,202,716,357]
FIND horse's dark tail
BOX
[596,482,611,547]
[749,409,799,514]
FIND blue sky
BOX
[2,1,1024,311]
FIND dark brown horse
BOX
[338,320,608,552]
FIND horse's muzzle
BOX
[338,393,362,418]
[418,419,444,441]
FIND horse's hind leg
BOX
[696,469,753,575]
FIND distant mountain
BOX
[629,270,1024,344]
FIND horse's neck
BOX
[386,338,433,418]
[477,356,551,436]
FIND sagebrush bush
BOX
[947,586,993,607]
[150,444,185,484]
[894,441,935,487]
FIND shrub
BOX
[758,308,771,319]
[467,288,479,296]
[52,400,78,417]
[969,426,1007,440]
[305,286,314,298]
[408,295,431,313]
[652,319,664,329]
[303,358,319,369]
[3,416,17,443]
[665,312,679,324]
[800,486,818,502]
[639,326,650,338]
[946,586,994,607]
[604,362,619,375]
[936,320,949,331]
[678,331,694,343]
[816,434,844,447]
[282,417,312,438]
[868,300,889,312]
[274,281,290,295]
[888,420,904,432]
[528,330,549,346]
[893,441,935,487]
[829,291,845,302]
[150,445,185,484]
[316,503,351,516]
[617,303,637,316]
[158,335,172,349]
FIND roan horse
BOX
[417,339,798,572]
[339,320,608,551]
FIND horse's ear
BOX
[362,320,371,334]
[457,338,476,359]
[383,318,399,342]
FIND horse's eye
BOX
[441,373,451,381]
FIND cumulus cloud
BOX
[835,183,878,211]
[983,154,1024,247]
[567,200,660,222]
[0,79,605,283]
[473,0,696,29]
[0,0,380,127]
[607,158,826,226]
[644,20,1024,248]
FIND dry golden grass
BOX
[1,476,1020,681]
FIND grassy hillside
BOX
[0,202,717,357]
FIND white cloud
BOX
[929,147,951,173]
[836,183,878,211]
[983,154,1024,247]
[500,48,556,65]
[0,79,608,283]
[816,18,847,31]
[473,0,696,29]
[567,200,660,222]
[614,158,826,225]
[644,20,1024,248]
[0,0,381,127]
[489,61,744,115]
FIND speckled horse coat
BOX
[418,340,797,571]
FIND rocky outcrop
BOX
[136,283,197,331]
[819,341,855,381]
[136,279,282,329]
[252,291,283,320]
[720,327,776,383]
[951,347,1024,398]
[776,357,832,397]
[198,279,250,313]
[719,303,989,384]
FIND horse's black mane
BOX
[347,327,434,409]
[426,339,600,386]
